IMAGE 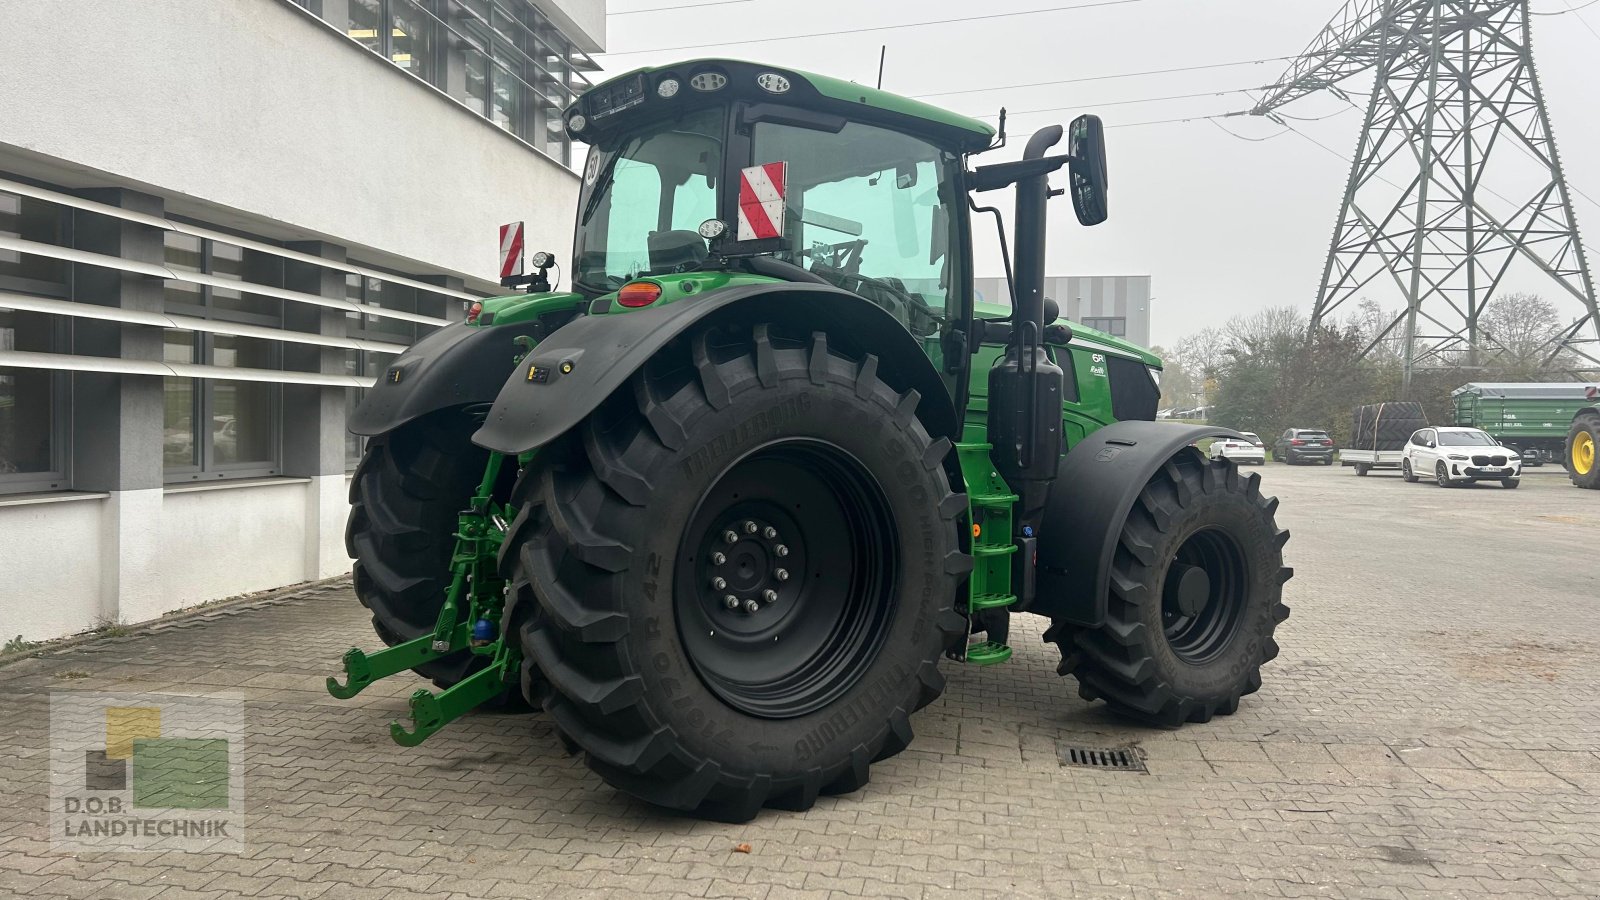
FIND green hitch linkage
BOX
[327,451,521,745]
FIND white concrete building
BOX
[0,0,604,642]
[974,275,1154,347]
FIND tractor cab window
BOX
[752,121,960,337]
[575,108,725,292]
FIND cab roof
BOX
[569,59,997,153]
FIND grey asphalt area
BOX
[1,462,1597,899]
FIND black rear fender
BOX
[1030,421,1249,625]
[348,319,556,437]
[472,283,959,454]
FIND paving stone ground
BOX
[2,463,1598,899]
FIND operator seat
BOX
[647,230,709,275]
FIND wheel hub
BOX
[675,441,897,719]
[1164,563,1211,617]
[1160,527,1249,664]
[701,515,799,622]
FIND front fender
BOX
[1029,421,1248,625]
[472,283,959,453]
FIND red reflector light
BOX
[618,281,663,308]
[1291,439,1305,445]
[467,300,483,323]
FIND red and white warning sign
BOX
[737,162,787,241]
[499,221,525,279]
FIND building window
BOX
[0,189,72,297]
[343,273,425,469]
[161,234,283,481]
[0,310,69,493]
[331,0,589,168]
[1081,316,1127,337]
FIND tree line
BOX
[1152,294,1588,447]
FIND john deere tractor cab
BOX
[333,59,1291,822]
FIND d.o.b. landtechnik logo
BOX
[50,692,244,852]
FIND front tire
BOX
[1502,478,1520,489]
[1047,452,1291,726]
[502,326,966,821]
[1435,462,1453,488]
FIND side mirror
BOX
[1067,114,1108,226]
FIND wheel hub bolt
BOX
[762,589,778,603]
[762,526,778,539]
[723,530,739,544]
[711,551,726,565]
[723,594,740,610]
[710,576,727,591]
[774,544,789,557]
[775,568,790,582]
[743,520,758,534]
[743,599,761,613]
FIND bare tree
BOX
[1476,292,1563,364]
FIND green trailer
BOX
[1452,382,1599,467]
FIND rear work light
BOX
[617,281,663,308]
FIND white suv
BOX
[1401,426,1521,488]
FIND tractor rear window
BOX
[574,108,725,292]
[752,121,961,338]
[1106,355,1159,422]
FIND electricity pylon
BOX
[1252,0,1600,394]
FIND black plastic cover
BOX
[1029,421,1247,626]
[347,320,549,436]
[1106,355,1160,422]
[472,282,959,454]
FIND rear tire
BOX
[1402,458,1418,483]
[1046,452,1291,727]
[347,409,513,688]
[1354,463,1369,476]
[502,325,966,821]
[1569,413,1600,489]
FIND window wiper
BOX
[578,152,620,226]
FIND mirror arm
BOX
[968,153,1077,193]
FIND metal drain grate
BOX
[1057,744,1147,773]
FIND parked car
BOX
[1274,428,1335,465]
[1400,426,1521,488]
[1209,432,1266,465]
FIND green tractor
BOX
[331,59,1291,821]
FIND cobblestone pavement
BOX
[2,464,1598,899]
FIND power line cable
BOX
[1208,117,1292,142]
[597,0,1143,56]
[1531,0,1600,13]
[1554,0,1600,41]
[611,0,757,13]
[966,85,1263,120]
[912,56,1293,100]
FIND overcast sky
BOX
[589,0,1600,347]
